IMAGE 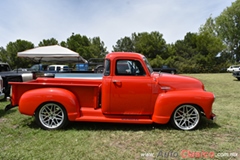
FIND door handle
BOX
[113,80,121,83]
[113,80,122,87]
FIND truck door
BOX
[110,59,153,115]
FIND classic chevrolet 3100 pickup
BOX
[5,52,216,131]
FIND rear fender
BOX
[152,90,215,124]
[19,88,80,120]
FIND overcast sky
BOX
[0,0,235,52]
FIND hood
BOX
[155,73,204,91]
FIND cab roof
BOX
[106,52,144,60]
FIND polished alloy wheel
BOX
[37,103,66,129]
[172,104,200,130]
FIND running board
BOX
[75,107,153,124]
[75,116,153,124]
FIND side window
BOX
[56,67,61,71]
[116,60,145,76]
[30,64,39,71]
[42,65,48,71]
[104,59,110,76]
[48,66,55,71]
[63,66,69,71]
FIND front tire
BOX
[171,104,201,131]
[35,102,68,130]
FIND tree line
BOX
[0,0,239,73]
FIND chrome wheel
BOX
[171,104,201,130]
[35,102,68,130]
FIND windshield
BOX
[0,64,11,71]
[143,57,153,73]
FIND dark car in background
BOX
[153,65,177,74]
[0,62,33,98]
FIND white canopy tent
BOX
[17,45,87,63]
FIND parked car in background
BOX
[232,71,240,80]
[13,68,31,72]
[0,62,34,98]
[0,76,5,100]
[75,58,105,73]
[227,65,240,72]
[153,65,177,74]
[29,64,49,72]
[47,65,70,72]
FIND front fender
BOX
[19,88,80,120]
[152,90,215,124]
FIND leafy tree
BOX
[89,37,107,58]
[196,31,225,67]
[133,31,167,59]
[174,32,198,60]
[198,16,227,72]
[62,33,91,59]
[4,40,34,68]
[38,38,58,46]
[172,30,225,73]
[149,55,164,68]
[0,47,7,62]
[113,31,167,60]
[215,0,240,62]
[199,17,217,35]
[61,33,107,60]
[113,36,134,52]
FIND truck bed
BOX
[10,76,103,109]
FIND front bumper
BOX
[233,71,240,77]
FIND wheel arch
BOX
[170,103,204,118]
[19,88,80,120]
[152,91,213,124]
[36,101,67,114]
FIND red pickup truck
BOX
[5,52,216,131]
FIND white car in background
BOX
[227,65,240,72]
[47,65,70,72]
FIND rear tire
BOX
[35,102,68,130]
[95,66,104,73]
[171,104,201,131]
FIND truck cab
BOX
[101,53,156,115]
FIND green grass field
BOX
[0,73,239,160]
